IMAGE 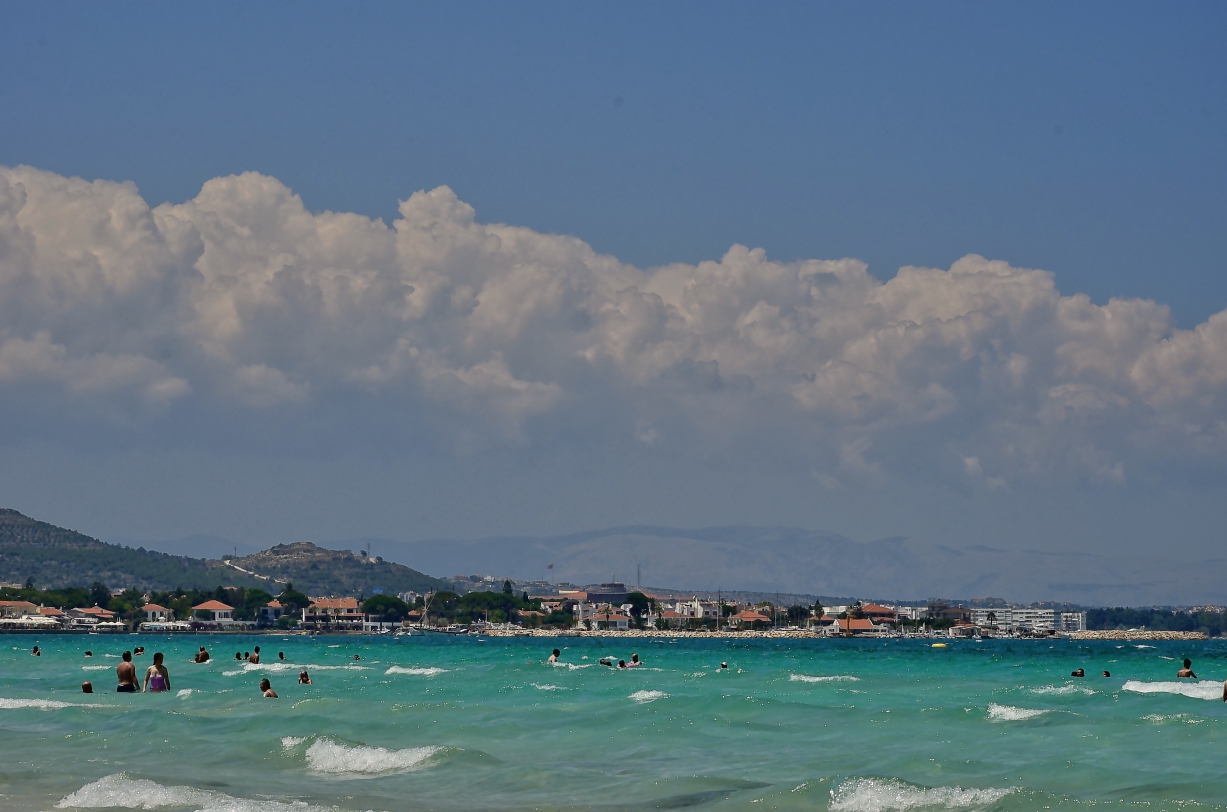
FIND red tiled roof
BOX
[309,597,359,610]
[192,600,234,611]
[264,600,282,608]
[81,606,116,616]
[732,611,770,622]
[143,603,169,612]
[835,618,876,631]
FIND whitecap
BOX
[56,773,329,811]
[1135,644,1155,649]
[628,690,668,702]
[0,698,105,710]
[384,666,448,676]
[1029,684,1094,696]
[1122,680,1222,701]
[281,736,308,749]
[532,683,566,691]
[303,738,442,776]
[551,662,591,670]
[222,662,368,677]
[81,665,111,671]
[1142,713,1202,724]
[176,689,193,698]
[830,777,1014,811]
[987,703,1049,721]
[790,674,859,683]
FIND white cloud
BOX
[2,165,1226,484]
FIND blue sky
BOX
[1,3,1225,583]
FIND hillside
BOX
[231,542,445,597]
[0,509,266,591]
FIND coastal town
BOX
[0,576,1106,638]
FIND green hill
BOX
[0,509,266,591]
[231,542,446,597]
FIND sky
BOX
[0,3,1225,571]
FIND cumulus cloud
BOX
[1,165,1225,485]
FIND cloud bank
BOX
[2,165,1225,490]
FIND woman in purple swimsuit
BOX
[143,652,171,693]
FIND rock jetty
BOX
[1071,630,1207,641]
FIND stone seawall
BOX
[1071,630,1208,641]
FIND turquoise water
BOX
[2,634,1226,812]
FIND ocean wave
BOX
[221,662,369,677]
[176,689,193,698]
[532,683,566,691]
[1029,684,1094,696]
[790,674,859,683]
[56,773,328,811]
[1142,713,1202,724]
[81,665,111,671]
[384,666,448,676]
[0,698,105,710]
[830,778,1014,812]
[1135,644,1155,649]
[303,738,443,777]
[1122,680,1222,701]
[628,690,669,702]
[987,703,1049,721]
[551,662,592,670]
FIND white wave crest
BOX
[1122,680,1222,701]
[1142,713,1202,724]
[0,698,104,710]
[987,703,1049,721]
[551,662,591,670]
[532,683,566,691]
[222,662,368,677]
[303,738,442,776]
[628,690,669,702]
[81,665,111,671]
[56,773,328,811]
[830,778,1014,812]
[790,674,859,683]
[1029,684,1094,696]
[176,689,193,698]
[281,736,308,749]
[384,666,448,676]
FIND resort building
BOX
[303,597,363,630]
[260,600,285,626]
[192,600,235,624]
[143,603,170,623]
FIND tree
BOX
[90,581,111,609]
[24,576,33,590]
[502,580,513,595]
[277,585,311,615]
[813,599,824,619]
[363,595,410,622]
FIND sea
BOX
[2,633,1225,812]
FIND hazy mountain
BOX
[230,542,446,597]
[337,526,1226,607]
[107,535,264,560]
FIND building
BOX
[143,603,170,623]
[728,610,771,629]
[1058,612,1087,632]
[303,597,363,630]
[589,610,630,630]
[0,600,39,618]
[969,607,1067,634]
[260,600,285,626]
[192,600,235,624]
[829,618,882,636]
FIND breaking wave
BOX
[1121,680,1222,701]
[1029,684,1094,696]
[0,698,104,710]
[222,662,368,677]
[384,666,448,676]
[790,674,860,683]
[300,738,444,777]
[532,683,566,691]
[829,777,1014,812]
[56,773,329,811]
[628,690,669,702]
[987,703,1049,721]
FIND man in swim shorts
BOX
[1178,659,1197,678]
[117,651,140,692]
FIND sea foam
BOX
[987,703,1049,721]
[1122,680,1223,701]
[628,690,669,702]
[0,698,104,710]
[1029,684,1094,696]
[384,666,448,676]
[303,738,443,776]
[222,662,368,677]
[830,777,1014,812]
[532,683,566,691]
[56,773,327,811]
[790,674,859,683]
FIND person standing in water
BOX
[194,646,209,663]
[81,681,93,693]
[248,646,261,664]
[298,670,312,685]
[1178,659,1197,678]
[32,646,40,656]
[144,652,171,693]
[259,678,278,698]
[117,651,140,693]
[547,649,561,663]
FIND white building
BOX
[970,607,1062,633]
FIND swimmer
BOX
[353,654,361,661]
[547,649,561,663]
[617,660,628,668]
[720,662,728,670]
[133,646,145,656]
[599,658,614,667]
[1102,671,1111,678]
[143,652,171,693]
[235,652,243,660]
[194,646,209,663]
[1071,668,1085,677]
[243,652,251,661]
[117,651,140,693]
[81,681,93,694]
[278,652,285,661]
[259,678,278,698]
[85,651,93,658]
[32,646,40,656]
[1177,658,1197,678]
[298,670,312,685]
[248,646,260,664]
[626,653,641,667]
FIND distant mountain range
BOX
[105,521,1223,606]
[2,509,445,597]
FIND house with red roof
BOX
[192,600,234,623]
[728,610,772,629]
[143,603,170,623]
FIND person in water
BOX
[617,660,628,668]
[548,649,561,663]
[1102,671,1111,677]
[298,670,312,685]
[1178,659,1197,678]
[31,646,40,656]
[259,678,278,698]
[353,654,361,660]
[133,646,145,656]
[81,681,93,693]
[278,652,285,661]
[599,658,614,667]
[117,651,140,693]
[627,653,641,667]
[194,646,209,663]
[85,651,92,658]
[234,652,243,660]
[248,646,261,664]
[1071,668,1085,677]
[144,652,171,693]
[720,662,728,670]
